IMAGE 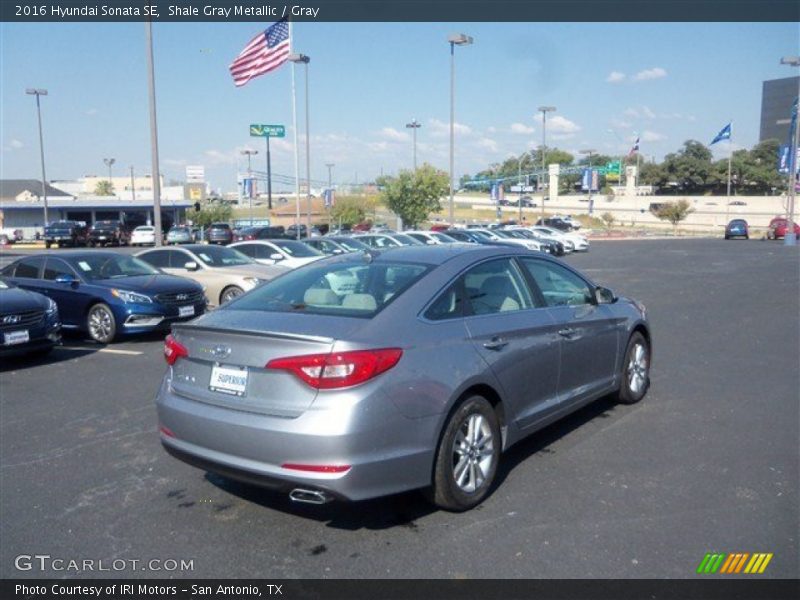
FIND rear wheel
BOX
[617,332,650,405]
[220,285,244,304]
[427,395,501,511]
[87,303,116,344]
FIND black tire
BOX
[616,332,650,405]
[86,303,117,344]
[426,395,501,511]
[219,285,244,305]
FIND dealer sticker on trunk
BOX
[209,365,248,396]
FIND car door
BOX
[41,257,90,327]
[519,257,619,406]
[462,257,560,431]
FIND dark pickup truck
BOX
[44,221,89,248]
[88,220,130,247]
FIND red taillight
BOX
[164,334,188,365]
[281,463,351,473]
[159,426,176,438]
[266,348,403,389]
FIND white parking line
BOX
[60,346,143,356]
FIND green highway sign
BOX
[250,124,285,138]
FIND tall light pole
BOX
[145,21,163,246]
[289,53,311,235]
[780,55,799,246]
[581,149,597,215]
[240,149,258,225]
[26,88,49,227]
[103,157,116,196]
[325,163,334,228]
[538,106,556,222]
[448,33,473,225]
[405,119,422,169]
[517,151,531,223]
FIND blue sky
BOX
[1,21,797,192]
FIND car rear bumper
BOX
[156,377,438,502]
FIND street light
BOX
[581,149,597,215]
[780,55,799,246]
[26,88,49,226]
[538,106,556,222]
[517,151,532,223]
[448,33,473,225]
[289,53,312,236]
[145,21,163,246]
[240,149,259,225]
[325,163,335,228]
[405,119,422,170]
[103,158,116,195]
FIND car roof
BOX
[357,243,531,266]
[12,250,124,260]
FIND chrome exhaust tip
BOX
[289,488,333,505]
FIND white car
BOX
[229,239,325,269]
[532,226,589,252]
[505,226,572,254]
[470,228,543,252]
[130,226,156,246]
[405,230,458,245]
[552,215,582,230]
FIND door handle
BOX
[558,327,577,339]
[483,337,508,351]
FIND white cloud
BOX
[486,126,497,134]
[428,118,472,138]
[633,67,667,81]
[510,122,535,135]
[10,139,23,149]
[86,108,98,116]
[610,118,633,130]
[641,130,666,142]
[641,106,657,119]
[606,71,626,83]
[474,137,499,153]
[164,158,188,167]
[536,113,581,139]
[377,127,409,142]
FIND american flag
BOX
[627,135,640,157]
[229,20,290,87]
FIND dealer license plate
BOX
[209,365,248,396]
[4,330,30,346]
[178,305,195,318]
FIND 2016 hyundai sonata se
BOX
[157,245,651,511]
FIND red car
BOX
[767,217,800,239]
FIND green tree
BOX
[191,201,233,228]
[600,212,615,229]
[95,180,114,196]
[379,164,449,227]
[662,140,715,194]
[655,200,694,230]
[331,196,376,227]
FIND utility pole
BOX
[129,166,136,202]
[240,149,258,225]
[26,88,49,227]
[448,33,473,225]
[145,21,163,246]
[538,106,556,223]
[405,119,422,170]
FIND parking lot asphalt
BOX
[1,239,798,579]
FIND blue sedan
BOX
[1,251,207,343]
[0,279,61,358]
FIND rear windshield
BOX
[269,240,323,257]
[227,259,429,318]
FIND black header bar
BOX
[2,0,798,23]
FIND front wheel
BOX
[427,395,501,511]
[87,303,117,344]
[617,332,650,405]
[219,285,244,304]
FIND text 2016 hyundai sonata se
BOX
[157,245,651,511]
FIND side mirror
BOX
[55,273,78,286]
[184,261,199,271]
[595,286,616,304]
[270,253,284,261]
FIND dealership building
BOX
[0,179,195,238]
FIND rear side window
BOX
[139,250,171,269]
[12,257,45,279]
[425,282,464,321]
[463,258,534,315]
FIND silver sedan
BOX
[157,245,651,511]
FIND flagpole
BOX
[726,122,733,224]
[290,21,301,239]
